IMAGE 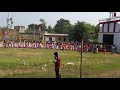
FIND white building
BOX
[14,26,26,33]
[43,31,68,42]
[98,12,120,52]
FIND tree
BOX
[69,21,98,43]
[93,24,99,43]
[94,24,99,39]
[39,18,47,31]
[53,18,72,34]
[69,21,85,42]
[47,25,54,33]
[83,23,96,42]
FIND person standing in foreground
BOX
[53,52,61,78]
[103,47,106,54]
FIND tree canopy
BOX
[39,18,47,31]
[26,18,99,43]
[53,18,72,34]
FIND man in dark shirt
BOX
[53,52,61,78]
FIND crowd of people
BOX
[0,40,117,53]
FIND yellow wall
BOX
[20,34,40,41]
[55,36,68,42]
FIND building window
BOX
[59,38,61,40]
[49,37,52,42]
[64,38,66,41]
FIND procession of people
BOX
[0,40,117,54]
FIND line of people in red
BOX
[0,40,107,53]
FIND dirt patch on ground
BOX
[0,68,42,77]
[95,69,120,78]
[112,54,120,57]
[0,52,9,54]
[15,52,42,56]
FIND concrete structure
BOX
[1,28,18,40]
[44,31,68,42]
[14,26,26,33]
[19,33,41,41]
[98,12,120,52]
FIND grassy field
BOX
[0,48,120,78]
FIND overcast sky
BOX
[0,12,120,28]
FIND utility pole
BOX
[34,24,35,41]
[7,12,10,32]
[4,12,13,40]
[80,31,83,78]
[80,39,83,78]
[5,12,10,40]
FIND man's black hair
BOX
[54,52,58,56]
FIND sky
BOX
[0,12,120,29]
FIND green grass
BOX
[0,48,120,78]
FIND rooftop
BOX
[44,33,68,37]
[99,16,120,23]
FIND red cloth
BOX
[104,49,106,54]
[55,57,60,70]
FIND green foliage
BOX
[69,21,97,42]
[39,18,47,31]
[47,25,54,33]
[94,24,99,39]
[69,21,86,42]
[53,18,72,34]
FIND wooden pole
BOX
[80,39,83,78]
